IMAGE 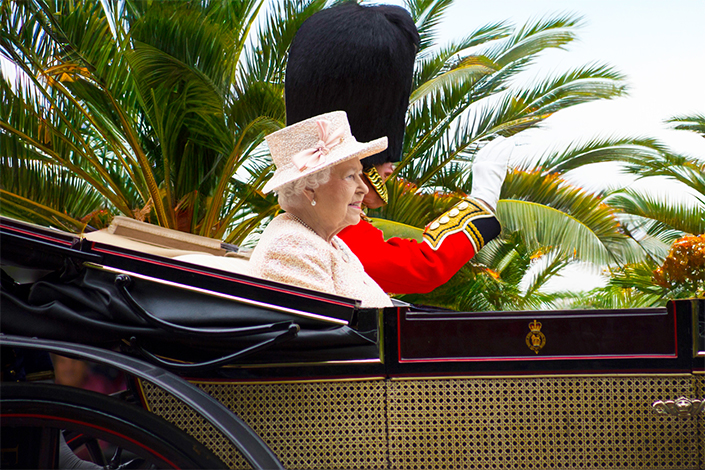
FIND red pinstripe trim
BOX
[90,245,354,307]
[2,413,180,468]
[399,353,678,363]
[1,225,74,245]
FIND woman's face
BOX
[311,158,368,236]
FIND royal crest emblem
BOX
[525,320,546,354]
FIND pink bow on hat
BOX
[292,120,346,171]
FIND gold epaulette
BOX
[423,198,495,251]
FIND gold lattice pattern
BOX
[139,381,250,469]
[140,379,389,469]
[139,375,704,470]
[388,376,704,470]
[698,376,705,468]
[199,380,388,470]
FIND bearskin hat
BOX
[285,2,419,168]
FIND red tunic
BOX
[338,198,501,294]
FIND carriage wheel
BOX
[1,383,228,469]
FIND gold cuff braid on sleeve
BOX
[422,198,496,251]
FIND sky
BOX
[429,0,705,192]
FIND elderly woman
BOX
[249,111,393,308]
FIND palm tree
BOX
[367,3,657,310]
[3,0,680,309]
[1,0,320,242]
[572,115,705,306]
[3,1,631,231]
[375,6,705,310]
[398,131,704,310]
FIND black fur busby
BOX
[285,2,419,168]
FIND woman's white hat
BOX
[263,111,387,193]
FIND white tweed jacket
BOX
[248,214,393,308]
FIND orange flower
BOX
[653,234,705,289]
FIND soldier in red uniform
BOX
[285,2,514,294]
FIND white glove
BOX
[470,136,515,211]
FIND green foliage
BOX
[668,114,705,137]
[0,0,316,241]
[368,178,459,228]
[2,0,700,310]
[653,234,705,298]
[606,190,705,237]
[399,232,575,311]
[396,11,627,195]
[570,261,689,309]
[368,218,424,243]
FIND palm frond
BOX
[126,40,231,188]
[513,62,626,116]
[203,0,266,82]
[399,232,573,311]
[241,0,326,84]
[0,79,139,215]
[527,136,667,174]
[398,262,515,311]
[520,249,572,302]
[562,286,664,309]
[368,218,424,242]
[606,189,705,236]
[410,55,499,104]
[127,2,234,88]
[496,199,615,265]
[490,13,582,67]
[403,0,454,52]
[199,116,279,237]
[368,178,459,227]
[622,150,705,198]
[501,169,649,265]
[573,261,696,308]
[0,154,110,232]
[400,22,629,188]
[0,190,94,233]
[412,22,510,90]
[667,113,705,137]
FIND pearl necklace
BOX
[288,213,316,234]
[287,213,349,262]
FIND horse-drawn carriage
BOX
[2,216,703,469]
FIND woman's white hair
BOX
[276,167,331,207]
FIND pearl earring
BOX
[311,200,317,206]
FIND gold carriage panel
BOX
[387,376,704,470]
[137,378,389,469]
[137,374,704,470]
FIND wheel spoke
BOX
[84,439,108,466]
[37,427,60,468]
[2,383,228,469]
[108,446,123,469]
